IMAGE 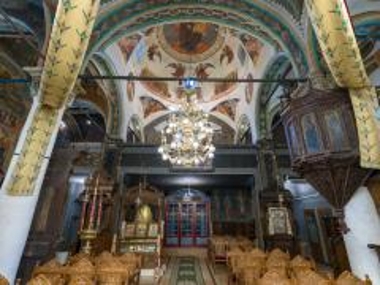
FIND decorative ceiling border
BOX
[256,53,291,139]
[89,53,122,137]
[84,0,309,76]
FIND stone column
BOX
[344,187,380,284]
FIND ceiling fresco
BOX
[211,99,240,122]
[118,34,142,64]
[111,21,272,142]
[140,67,171,99]
[240,35,266,66]
[245,73,255,104]
[120,23,268,100]
[157,22,224,62]
[88,1,309,76]
[140,96,167,119]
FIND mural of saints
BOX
[140,97,167,118]
[140,67,170,98]
[213,71,238,98]
[240,34,264,65]
[118,35,142,63]
[126,72,135,101]
[302,114,322,153]
[212,99,239,121]
[325,110,347,151]
[245,73,254,104]
[163,22,218,55]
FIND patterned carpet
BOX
[168,256,205,285]
[159,250,226,285]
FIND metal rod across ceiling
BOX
[80,75,308,84]
[0,75,308,84]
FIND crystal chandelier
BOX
[158,90,215,166]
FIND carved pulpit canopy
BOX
[281,86,372,233]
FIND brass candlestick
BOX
[78,170,113,254]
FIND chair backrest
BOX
[291,255,314,269]
[295,269,333,285]
[32,259,65,278]
[258,270,292,285]
[67,257,95,283]
[27,274,65,285]
[0,274,8,285]
[268,248,290,261]
[95,251,114,262]
[250,248,266,259]
[266,257,289,269]
[96,258,128,285]
[336,271,371,285]
[67,275,94,285]
[68,253,92,265]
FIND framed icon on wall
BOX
[148,223,159,237]
[268,207,293,235]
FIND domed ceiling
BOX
[109,22,274,144]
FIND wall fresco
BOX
[140,96,167,118]
[211,98,239,121]
[210,189,253,222]
[140,67,171,99]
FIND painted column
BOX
[0,0,100,282]
[0,102,64,282]
[252,170,264,248]
[344,187,380,284]
[306,1,380,282]
[306,0,380,169]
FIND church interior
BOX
[0,0,380,284]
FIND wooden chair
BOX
[27,274,65,285]
[336,271,372,285]
[94,251,114,265]
[67,257,95,285]
[227,248,245,285]
[31,259,66,283]
[97,258,129,285]
[250,248,266,260]
[67,275,94,285]
[241,263,263,285]
[293,269,333,285]
[68,252,92,265]
[211,237,229,265]
[258,270,293,285]
[118,253,141,285]
[290,255,314,279]
[267,248,290,261]
[0,274,8,285]
[248,249,267,269]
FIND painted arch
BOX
[255,53,291,139]
[85,0,310,76]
